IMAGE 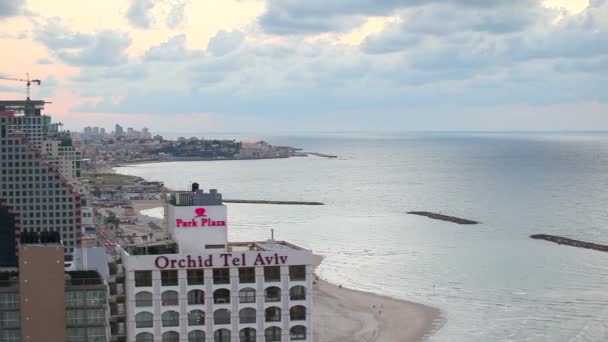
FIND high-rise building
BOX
[119,186,313,342]
[115,124,124,137]
[0,101,83,258]
[0,204,20,267]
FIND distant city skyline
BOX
[1,0,606,132]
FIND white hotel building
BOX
[122,186,313,342]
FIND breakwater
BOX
[407,211,479,224]
[302,152,338,158]
[224,199,324,205]
[530,234,608,252]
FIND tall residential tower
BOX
[0,100,83,261]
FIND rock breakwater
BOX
[530,234,608,252]
[407,211,479,225]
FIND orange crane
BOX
[0,73,41,100]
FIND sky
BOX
[0,0,606,132]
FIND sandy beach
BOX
[119,199,443,342]
[312,254,442,342]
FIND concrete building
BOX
[0,232,111,342]
[121,186,313,342]
[115,125,124,137]
[0,101,83,258]
[0,205,20,267]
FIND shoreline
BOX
[311,254,443,342]
[107,166,444,342]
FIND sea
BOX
[114,132,608,342]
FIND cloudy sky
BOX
[0,0,606,132]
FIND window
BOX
[290,305,306,321]
[214,329,231,342]
[0,311,19,328]
[240,328,256,342]
[87,309,105,325]
[213,288,230,304]
[289,265,306,281]
[213,268,230,284]
[66,309,85,326]
[86,290,105,306]
[136,292,153,307]
[87,327,106,341]
[136,332,154,342]
[162,291,178,306]
[161,311,179,327]
[239,288,256,304]
[187,269,205,285]
[188,310,205,326]
[0,293,19,309]
[290,326,306,340]
[289,286,306,301]
[239,308,256,324]
[264,266,281,282]
[135,312,153,328]
[239,267,256,283]
[188,330,206,342]
[214,309,231,325]
[162,331,179,342]
[188,290,205,305]
[265,307,281,322]
[161,270,178,286]
[134,271,152,287]
[67,328,86,342]
[265,287,281,302]
[65,291,85,306]
[265,327,281,342]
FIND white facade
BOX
[122,191,314,342]
[167,205,228,253]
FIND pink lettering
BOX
[155,256,169,269]
[178,260,186,268]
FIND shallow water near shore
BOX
[117,132,608,342]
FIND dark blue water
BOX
[116,132,608,341]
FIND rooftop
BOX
[0,100,45,116]
[125,240,307,256]
[167,184,223,206]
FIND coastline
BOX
[311,254,442,342]
[124,200,444,342]
[106,165,443,341]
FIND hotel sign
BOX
[174,206,227,228]
[154,252,288,269]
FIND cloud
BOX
[36,75,59,97]
[258,0,537,35]
[143,34,195,61]
[207,30,245,56]
[36,57,54,65]
[0,0,25,19]
[60,1,607,131]
[165,0,188,28]
[126,0,189,29]
[127,0,156,28]
[34,17,93,49]
[34,18,132,66]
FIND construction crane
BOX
[0,73,41,100]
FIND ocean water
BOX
[115,132,608,342]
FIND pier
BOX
[530,234,608,252]
[302,152,338,159]
[407,211,479,224]
[224,199,324,205]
